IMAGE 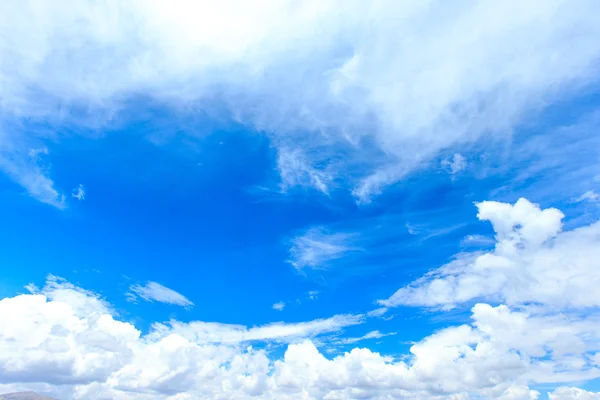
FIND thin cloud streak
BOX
[127,281,194,308]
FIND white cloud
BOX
[575,190,600,203]
[549,387,600,399]
[406,223,419,235]
[335,330,396,345]
[1,1,600,203]
[442,153,467,176]
[28,147,48,160]
[0,142,65,208]
[460,234,495,247]
[367,307,389,318]
[277,148,331,194]
[127,282,194,308]
[71,184,85,201]
[307,290,319,300]
[498,385,540,400]
[288,227,360,270]
[379,198,600,309]
[149,313,364,346]
[361,198,600,398]
[27,274,112,316]
[3,253,600,398]
[272,302,285,311]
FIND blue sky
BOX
[1,1,600,399]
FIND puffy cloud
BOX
[27,275,112,316]
[1,1,600,203]
[4,200,600,398]
[370,198,600,396]
[549,387,600,399]
[379,198,600,309]
[126,282,193,308]
[498,385,540,400]
[2,272,600,399]
[0,277,363,399]
[0,292,138,386]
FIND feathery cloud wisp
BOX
[127,281,194,308]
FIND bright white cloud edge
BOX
[1,0,600,205]
[2,198,600,399]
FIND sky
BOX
[1,1,600,399]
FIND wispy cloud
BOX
[272,301,285,311]
[441,153,467,176]
[366,307,388,318]
[574,190,600,203]
[287,227,360,270]
[405,223,419,236]
[149,313,365,345]
[460,234,495,247]
[334,330,396,345]
[379,198,600,310]
[277,148,331,195]
[1,1,599,203]
[127,281,194,308]
[0,144,65,208]
[71,184,86,201]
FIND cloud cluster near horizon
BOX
[2,199,600,399]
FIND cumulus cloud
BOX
[365,198,600,397]
[126,281,194,308]
[379,198,600,309]
[26,274,112,316]
[549,387,600,399]
[287,227,360,270]
[1,1,600,203]
[2,277,599,399]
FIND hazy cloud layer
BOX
[1,0,600,204]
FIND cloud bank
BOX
[2,199,600,399]
[1,0,600,205]
[380,198,600,309]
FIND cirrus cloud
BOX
[126,281,194,308]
